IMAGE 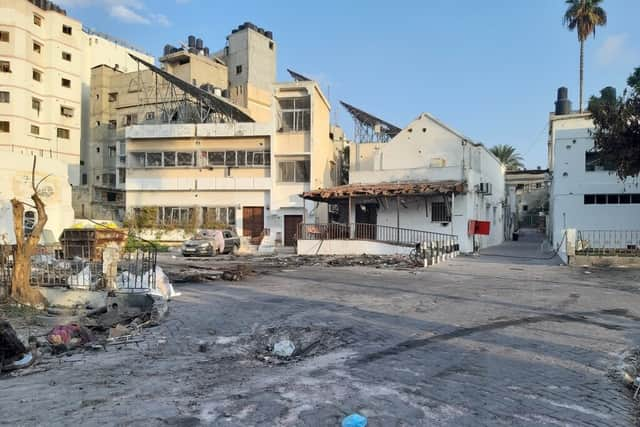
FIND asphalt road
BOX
[2,233,640,426]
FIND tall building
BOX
[0,0,153,240]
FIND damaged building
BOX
[301,109,505,254]
[77,23,339,249]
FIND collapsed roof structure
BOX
[301,181,466,202]
[340,101,401,143]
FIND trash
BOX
[67,266,93,289]
[0,320,27,368]
[109,324,131,339]
[272,339,296,358]
[116,266,181,300]
[47,324,93,348]
[342,413,367,427]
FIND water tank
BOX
[214,88,222,97]
[163,44,173,56]
[221,89,229,98]
[188,35,196,48]
[555,87,572,115]
[265,31,273,39]
[196,38,203,50]
[203,47,210,56]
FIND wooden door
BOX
[284,215,303,246]
[242,207,264,241]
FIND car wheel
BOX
[183,253,190,258]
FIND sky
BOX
[59,0,640,169]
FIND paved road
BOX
[2,233,640,426]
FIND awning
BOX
[301,180,466,202]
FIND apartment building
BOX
[116,24,336,247]
[0,0,153,240]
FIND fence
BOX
[298,222,458,249]
[576,230,640,256]
[0,241,157,294]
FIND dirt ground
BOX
[2,233,640,426]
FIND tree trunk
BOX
[9,157,48,308]
[579,40,584,113]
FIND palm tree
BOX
[563,0,607,113]
[490,145,524,170]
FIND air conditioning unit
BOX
[477,182,492,195]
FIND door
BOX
[355,203,377,239]
[284,215,303,246]
[242,207,264,243]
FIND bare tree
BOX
[9,157,49,307]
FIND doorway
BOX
[283,215,303,246]
[355,203,377,239]
[242,207,264,244]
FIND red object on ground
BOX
[468,220,491,235]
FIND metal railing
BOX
[576,230,640,256]
[297,223,458,248]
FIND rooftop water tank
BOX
[196,38,203,50]
[555,87,571,115]
[188,35,196,48]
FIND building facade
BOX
[505,169,549,237]
[304,113,505,253]
[548,91,640,258]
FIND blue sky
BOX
[60,0,639,169]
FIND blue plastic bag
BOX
[342,413,367,427]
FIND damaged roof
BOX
[301,180,466,201]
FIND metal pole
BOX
[450,192,455,236]
[396,195,400,243]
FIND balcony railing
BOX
[297,223,458,248]
[576,230,640,256]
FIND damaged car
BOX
[181,229,240,257]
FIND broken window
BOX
[130,152,146,168]
[163,151,176,167]
[159,207,193,226]
[177,152,195,166]
[108,146,116,158]
[278,159,310,182]
[203,207,236,226]
[585,151,615,172]
[123,114,137,126]
[278,96,311,132]
[432,202,451,222]
[146,152,162,167]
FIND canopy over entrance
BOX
[300,180,466,202]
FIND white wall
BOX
[550,115,640,249]
[297,239,413,256]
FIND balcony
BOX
[126,176,271,191]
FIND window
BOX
[535,182,542,188]
[123,114,137,126]
[102,173,116,187]
[61,78,71,88]
[0,61,10,73]
[145,111,154,121]
[0,91,9,103]
[106,192,116,202]
[432,202,451,222]
[118,168,126,184]
[278,96,311,132]
[56,128,70,139]
[159,207,194,226]
[269,41,274,50]
[585,193,640,205]
[225,151,236,166]
[0,121,9,133]
[62,25,72,35]
[177,152,194,166]
[522,205,528,211]
[236,65,242,75]
[33,15,42,26]
[108,146,116,158]
[146,152,162,167]
[130,152,146,168]
[108,120,117,129]
[62,52,71,61]
[208,152,225,166]
[0,31,9,42]
[108,92,118,102]
[203,207,236,226]
[32,98,41,111]
[32,69,41,81]
[33,41,41,53]
[163,152,176,167]
[81,174,87,185]
[278,159,310,182]
[96,147,100,153]
[60,106,73,117]
[585,151,615,172]
[30,125,39,135]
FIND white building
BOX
[303,112,505,253]
[548,88,640,260]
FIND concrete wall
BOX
[0,152,74,243]
[297,239,413,256]
[549,114,640,249]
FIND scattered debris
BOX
[272,339,295,358]
[342,413,368,427]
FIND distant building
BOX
[505,169,549,237]
[548,87,640,260]
[302,112,505,253]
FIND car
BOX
[181,229,241,257]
